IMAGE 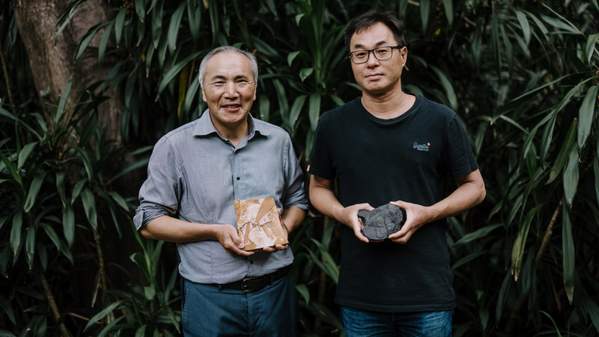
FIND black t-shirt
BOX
[309,96,478,312]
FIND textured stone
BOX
[235,196,288,250]
[358,204,406,242]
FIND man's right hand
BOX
[213,224,254,256]
[334,203,373,243]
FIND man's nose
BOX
[224,82,239,96]
[366,53,380,67]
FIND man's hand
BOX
[335,203,374,243]
[214,224,254,256]
[388,200,435,244]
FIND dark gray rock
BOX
[358,204,406,242]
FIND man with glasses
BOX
[134,46,307,336]
[309,11,485,337]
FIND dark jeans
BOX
[341,306,452,337]
[182,276,296,337]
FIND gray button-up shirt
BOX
[133,111,308,284]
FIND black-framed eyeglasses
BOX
[349,46,403,64]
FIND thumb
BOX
[390,200,408,208]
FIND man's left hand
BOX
[261,243,289,253]
[387,200,435,244]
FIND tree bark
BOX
[14,0,122,143]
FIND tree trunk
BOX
[14,0,122,143]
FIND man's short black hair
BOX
[345,10,407,50]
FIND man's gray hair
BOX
[198,46,258,88]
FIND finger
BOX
[365,203,375,211]
[275,244,289,250]
[389,200,407,208]
[262,246,276,253]
[232,245,254,256]
[353,226,369,243]
[388,225,410,239]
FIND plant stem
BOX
[41,272,72,337]
[0,48,16,109]
[535,199,563,264]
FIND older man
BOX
[309,11,486,337]
[134,46,307,337]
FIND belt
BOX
[213,266,291,293]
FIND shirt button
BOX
[236,177,240,180]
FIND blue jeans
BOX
[182,276,296,337]
[341,306,452,337]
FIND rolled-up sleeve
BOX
[133,137,181,230]
[282,135,308,210]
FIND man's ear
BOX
[201,86,207,102]
[400,47,409,70]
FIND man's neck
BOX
[210,115,249,146]
[361,85,415,120]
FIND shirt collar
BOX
[193,109,270,138]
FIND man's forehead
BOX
[350,22,395,47]
[205,52,253,76]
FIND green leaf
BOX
[62,205,75,246]
[430,66,457,110]
[75,23,104,60]
[167,2,185,52]
[295,284,310,304]
[420,0,430,32]
[114,8,126,45]
[84,301,122,331]
[299,67,313,82]
[288,95,307,132]
[144,286,156,300]
[585,33,599,64]
[10,212,23,260]
[594,158,599,206]
[24,172,46,213]
[453,224,503,246]
[321,250,339,284]
[17,142,37,169]
[561,206,575,303]
[54,80,73,123]
[577,85,598,149]
[563,146,579,207]
[515,10,531,45]
[259,95,270,122]
[43,225,63,252]
[25,227,36,270]
[71,180,86,204]
[158,51,203,95]
[0,330,16,337]
[511,207,538,281]
[81,188,98,229]
[98,21,113,62]
[442,0,453,25]
[135,0,145,22]
[547,119,577,184]
[109,192,129,211]
[308,93,321,131]
[287,51,301,67]
[272,79,289,123]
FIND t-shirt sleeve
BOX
[309,118,335,180]
[445,115,478,180]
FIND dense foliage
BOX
[1,0,598,336]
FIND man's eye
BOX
[354,51,368,58]
[376,49,390,56]
[212,82,225,87]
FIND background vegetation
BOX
[1,0,598,336]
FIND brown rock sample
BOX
[235,196,288,251]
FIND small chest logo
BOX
[412,142,431,152]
